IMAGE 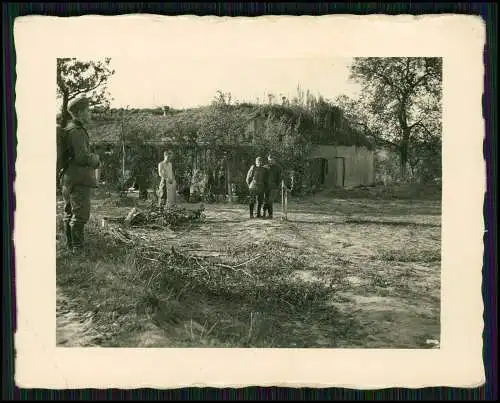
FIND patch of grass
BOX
[322,183,442,201]
[291,197,441,218]
[375,248,441,263]
[344,218,440,228]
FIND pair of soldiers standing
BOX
[245,154,283,219]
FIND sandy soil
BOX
[56,287,100,347]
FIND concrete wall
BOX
[308,145,375,188]
[336,146,375,187]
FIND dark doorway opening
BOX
[334,157,345,187]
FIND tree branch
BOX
[57,76,66,93]
[57,65,67,94]
[362,127,398,149]
[408,118,423,130]
[68,76,107,100]
[414,121,434,137]
[364,65,405,95]
[404,58,411,86]
[410,71,431,91]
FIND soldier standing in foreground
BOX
[246,156,268,219]
[263,154,283,219]
[60,96,100,253]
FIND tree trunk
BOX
[397,97,411,182]
[57,91,70,196]
[408,162,416,183]
[226,158,233,202]
[399,129,411,181]
[61,93,71,127]
[121,120,126,182]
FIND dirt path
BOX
[56,287,100,347]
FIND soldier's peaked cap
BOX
[68,96,90,113]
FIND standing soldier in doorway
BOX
[216,162,226,203]
[263,154,283,219]
[60,96,100,253]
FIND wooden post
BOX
[280,178,290,221]
[120,107,130,185]
[281,180,286,221]
[225,151,236,203]
[284,185,288,220]
[121,116,126,181]
[226,161,232,203]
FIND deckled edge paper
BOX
[13,14,486,389]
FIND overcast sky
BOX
[58,56,361,110]
[103,56,361,109]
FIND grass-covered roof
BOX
[87,102,374,150]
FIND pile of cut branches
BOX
[104,204,206,230]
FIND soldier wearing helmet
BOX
[60,96,100,253]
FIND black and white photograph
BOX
[55,55,443,349]
[14,15,485,389]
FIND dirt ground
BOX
[56,189,441,349]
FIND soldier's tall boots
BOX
[249,202,255,218]
[268,203,273,219]
[262,201,268,217]
[256,198,263,218]
[71,223,85,251]
[64,222,73,249]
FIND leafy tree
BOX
[198,90,245,146]
[334,94,389,149]
[349,57,442,179]
[57,58,115,127]
[407,124,442,183]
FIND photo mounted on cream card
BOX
[14,14,486,388]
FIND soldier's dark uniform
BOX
[60,97,100,251]
[246,158,268,218]
[130,155,150,200]
[263,158,283,218]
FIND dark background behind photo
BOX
[2,2,497,401]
